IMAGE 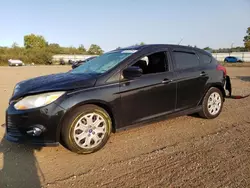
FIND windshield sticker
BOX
[121,50,137,54]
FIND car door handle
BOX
[200,71,207,77]
[162,79,172,84]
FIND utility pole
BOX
[229,42,234,56]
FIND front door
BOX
[119,51,177,127]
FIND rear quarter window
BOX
[173,51,199,70]
[199,53,212,64]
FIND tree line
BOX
[203,46,248,53]
[1,27,249,65]
[0,34,104,65]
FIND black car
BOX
[6,44,230,154]
[71,56,97,69]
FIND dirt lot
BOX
[0,66,250,188]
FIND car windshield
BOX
[71,50,136,74]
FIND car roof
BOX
[118,44,211,56]
[226,56,237,58]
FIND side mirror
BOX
[123,66,143,79]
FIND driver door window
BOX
[131,51,168,75]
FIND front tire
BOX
[199,87,223,119]
[61,105,112,154]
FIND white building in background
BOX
[52,54,97,62]
[211,52,250,62]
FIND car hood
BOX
[11,72,97,100]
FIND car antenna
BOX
[178,38,183,45]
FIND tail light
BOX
[217,64,227,76]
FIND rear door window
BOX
[173,51,199,70]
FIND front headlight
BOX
[14,91,65,110]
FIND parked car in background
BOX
[8,59,24,66]
[6,44,231,154]
[59,59,66,65]
[72,56,97,69]
[68,60,74,65]
[45,60,53,65]
[224,56,243,63]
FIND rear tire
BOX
[199,87,223,119]
[61,105,112,154]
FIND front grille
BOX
[6,116,23,137]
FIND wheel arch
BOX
[199,84,226,106]
[57,100,117,142]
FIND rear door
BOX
[171,48,208,111]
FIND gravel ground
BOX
[0,66,249,188]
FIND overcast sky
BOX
[0,0,249,51]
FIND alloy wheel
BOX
[73,113,107,149]
[207,92,222,115]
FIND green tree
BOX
[24,34,47,49]
[26,48,52,64]
[49,43,60,48]
[78,44,86,53]
[48,43,61,54]
[134,42,146,46]
[243,27,250,51]
[64,46,79,54]
[11,42,19,48]
[203,46,213,51]
[88,44,103,55]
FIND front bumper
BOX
[5,102,66,146]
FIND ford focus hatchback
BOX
[6,45,230,154]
